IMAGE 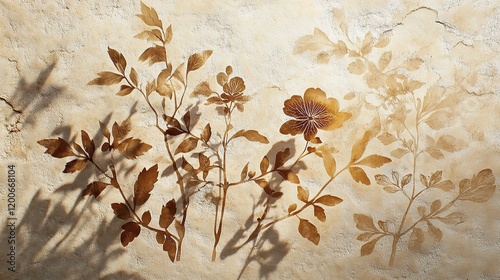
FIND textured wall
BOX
[0,0,499,279]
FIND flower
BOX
[280,88,351,141]
[221,77,248,103]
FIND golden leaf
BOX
[353,213,377,231]
[142,211,152,226]
[356,154,392,168]
[434,180,454,191]
[298,218,320,245]
[426,221,442,241]
[172,63,186,85]
[350,131,372,163]
[191,81,214,97]
[322,151,336,178]
[240,162,249,181]
[134,30,163,43]
[159,199,176,228]
[360,236,383,256]
[401,174,412,187]
[378,51,392,70]
[408,228,424,251]
[278,170,300,184]
[288,203,297,213]
[137,2,163,28]
[157,83,174,98]
[165,25,173,43]
[225,65,233,75]
[187,50,213,73]
[112,203,131,220]
[429,171,442,186]
[458,169,496,203]
[349,166,370,185]
[417,206,426,217]
[108,47,127,74]
[390,148,410,159]
[348,59,366,75]
[344,91,356,100]
[383,186,399,193]
[314,195,342,206]
[378,220,389,232]
[174,220,185,240]
[133,164,159,206]
[425,146,444,160]
[430,199,441,213]
[130,68,139,86]
[116,138,152,159]
[374,34,390,48]
[38,138,76,158]
[357,232,378,241]
[63,159,88,173]
[424,110,452,130]
[293,27,333,54]
[436,135,466,152]
[201,123,211,142]
[163,236,177,262]
[405,80,424,91]
[174,137,198,154]
[260,156,270,175]
[157,67,172,86]
[313,205,326,222]
[139,45,166,66]
[377,132,397,146]
[297,186,309,202]
[435,212,466,225]
[116,85,134,96]
[374,174,392,187]
[216,72,228,87]
[121,222,141,247]
[232,130,269,144]
[87,71,124,86]
[403,58,423,71]
[360,32,373,55]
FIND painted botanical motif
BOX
[37,2,496,269]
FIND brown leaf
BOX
[172,63,186,85]
[430,199,441,213]
[187,50,213,73]
[378,220,388,232]
[436,135,466,152]
[159,199,176,229]
[298,218,320,245]
[390,148,410,158]
[322,152,336,177]
[156,232,166,244]
[403,58,423,71]
[240,162,249,181]
[191,81,214,97]
[349,166,370,185]
[117,138,152,159]
[174,137,198,155]
[81,130,95,158]
[63,159,88,173]
[130,68,139,86]
[377,132,398,145]
[343,91,356,100]
[378,51,392,70]
[425,146,444,160]
[87,71,124,86]
[116,85,134,96]
[297,186,309,202]
[417,206,426,217]
[157,67,172,86]
[112,118,132,143]
[134,29,163,43]
[401,174,412,187]
[142,211,152,226]
[408,227,424,251]
[163,235,177,262]
[427,221,442,241]
[288,203,297,213]
[348,59,366,75]
[274,148,290,169]
[293,28,333,54]
[260,156,269,175]
[232,130,269,144]
[174,220,185,240]
[356,154,391,168]
[157,83,174,98]
[82,181,109,198]
[182,111,191,131]
[434,180,454,191]
[139,45,166,66]
[353,213,377,231]
[420,174,429,188]
[216,72,228,87]
[458,169,496,202]
[120,222,141,247]
[277,170,300,184]
[38,138,76,158]
[313,205,326,222]
[314,195,343,206]
[133,164,159,206]
[350,131,372,163]
[201,123,211,142]
[356,232,378,241]
[112,203,131,220]
[435,212,466,225]
[108,47,127,74]
[165,25,173,43]
[374,174,392,187]
[424,110,453,130]
[137,2,163,28]
[360,236,383,256]
[429,171,442,186]
[383,186,399,193]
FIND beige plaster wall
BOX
[0,0,498,279]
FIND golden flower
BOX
[280,88,351,141]
[221,77,247,103]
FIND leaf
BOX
[429,171,442,186]
[403,58,423,71]
[159,199,176,228]
[112,118,132,143]
[288,203,297,213]
[129,68,139,87]
[378,51,392,70]
[420,174,429,188]
[430,199,442,213]
[157,83,174,98]
[232,130,269,144]
[133,165,159,206]
[191,81,214,97]
[360,236,383,256]
[425,146,444,160]
[38,138,76,158]
[401,174,412,187]
[378,132,398,145]
[360,32,374,55]
[260,156,269,175]
[374,174,392,187]
[139,45,166,65]
[378,220,388,232]
[353,214,377,231]
[187,50,213,73]
[350,131,372,163]
[349,166,370,185]
[383,186,399,193]
[137,2,163,28]
[157,67,172,86]
[427,221,442,241]
[201,123,211,142]
[417,206,426,217]
[313,205,326,222]
[356,154,392,168]
[112,203,131,220]
[134,29,163,43]
[216,72,228,87]
[314,195,343,206]
[117,138,152,159]
[116,85,134,96]
[142,211,152,226]
[435,212,466,225]
[108,47,127,74]
[408,228,424,251]
[390,148,410,158]
[165,25,173,43]
[293,28,333,54]
[298,218,320,245]
[120,222,141,247]
[63,159,88,173]
[240,162,249,181]
[436,135,466,152]
[424,110,452,130]
[434,180,454,191]
[277,170,300,184]
[174,220,185,240]
[172,63,186,85]
[297,186,309,202]
[156,232,165,244]
[182,111,191,131]
[374,34,390,48]
[163,235,177,262]
[458,169,496,202]
[174,137,198,154]
[347,59,366,75]
[82,181,108,198]
[87,71,124,86]
[356,232,378,241]
[274,148,290,169]
[322,152,336,177]
[344,92,356,100]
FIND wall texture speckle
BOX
[1,1,498,279]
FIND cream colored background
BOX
[0,0,499,279]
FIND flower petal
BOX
[303,122,318,141]
[324,97,339,113]
[280,120,304,136]
[283,95,305,118]
[325,111,351,130]
[304,88,327,104]
[223,76,245,94]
